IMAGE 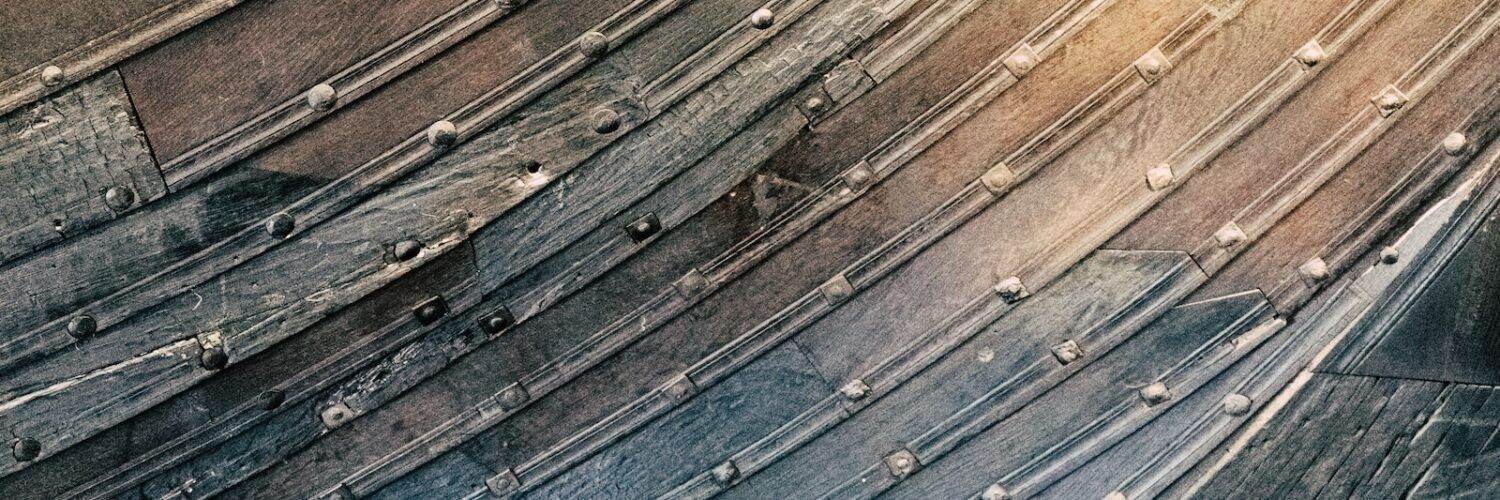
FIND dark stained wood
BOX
[0,70,164,264]
[120,0,467,161]
[0,244,475,500]
[0,0,174,78]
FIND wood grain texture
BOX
[120,0,466,162]
[0,70,164,264]
[0,0,173,78]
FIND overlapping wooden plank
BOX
[525,344,829,499]
[0,244,476,499]
[122,0,467,164]
[717,250,1198,499]
[0,0,174,78]
[0,70,163,263]
[201,2,900,495]
[1112,0,1489,266]
[0,0,692,474]
[881,291,1273,498]
[254,0,1124,495]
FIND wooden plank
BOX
[0,244,475,499]
[0,70,164,264]
[0,0,174,78]
[1195,12,1500,309]
[120,0,467,163]
[881,291,1274,499]
[1111,0,1487,263]
[720,250,1197,499]
[524,344,830,499]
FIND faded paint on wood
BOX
[0,70,163,264]
[121,0,467,162]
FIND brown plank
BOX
[0,243,475,500]
[0,0,174,79]
[1110,0,1483,259]
[1190,19,1500,306]
[120,0,466,161]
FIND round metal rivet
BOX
[499,385,529,409]
[266,213,295,238]
[1294,44,1325,67]
[1140,382,1171,405]
[306,83,338,111]
[260,389,286,411]
[201,347,229,370]
[1379,246,1400,265]
[1442,132,1468,156]
[103,185,135,211]
[804,96,828,115]
[392,240,422,262]
[40,66,64,86]
[749,8,775,29]
[321,403,353,429]
[67,314,98,339]
[592,108,620,134]
[578,31,610,58]
[11,438,40,462]
[1222,393,1253,416]
[426,120,458,147]
[414,298,447,324]
[481,315,509,333]
[1139,58,1162,77]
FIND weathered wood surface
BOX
[5,0,1500,496]
[0,0,245,116]
[0,70,164,263]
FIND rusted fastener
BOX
[392,240,422,262]
[1213,222,1247,247]
[994,276,1028,304]
[478,306,515,336]
[67,314,98,339]
[266,213,295,238]
[321,401,354,429]
[664,375,697,400]
[103,185,136,211]
[1051,340,1083,365]
[259,389,286,411]
[1293,40,1325,67]
[40,66,64,86]
[486,469,521,496]
[426,120,458,147]
[497,383,530,410]
[1221,393,1252,416]
[626,213,661,242]
[981,484,1012,500]
[592,108,621,134]
[1133,48,1170,83]
[749,8,775,29]
[306,83,338,111]
[1298,257,1330,285]
[413,296,447,325]
[1442,132,1469,156]
[711,460,741,486]
[1139,382,1171,406]
[578,31,610,58]
[200,346,229,370]
[1003,44,1038,77]
[11,438,40,462]
[1370,85,1408,117]
[820,275,855,303]
[1379,246,1400,265]
[839,379,870,401]
[884,449,920,478]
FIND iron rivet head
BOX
[306,83,338,111]
[498,383,530,410]
[486,469,520,496]
[711,460,741,485]
[803,95,828,115]
[426,120,458,147]
[1298,257,1330,284]
[1371,85,1408,116]
[592,108,620,134]
[1221,393,1252,416]
[320,401,354,429]
[266,213,295,238]
[981,483,1012,500]
[883,449,919,478]
[392,240,422,262]
[328,484,357,500]
[1442,132,1468,156]
[260,389,285,411]
[67,314,98,339]
[1139,382,1171,406]
[478,307,515,335]
[674,269,710,298]
[841,163,875,190]
[103,185,136,211]
[1133,48,1169,83]
[840,379,870,401]
[749,8,775,29]
[994,276,1028,304]
[1145,164,1174,191]
[980,162,1016,194]
[626,213,661,242]
[820,275,855,303]
[1293,41,1326,67]
[664,375,697,399]
[1379,246,1399,264]
[1003,44,1039,77]
[1104,492,1128,500]
[578,31,610,58]
[1051,340,1083,365]
[40,66,64,86]
[200,346,229,370]
[11,438,40,462]
[413,296,447,325]
[1213,222,1247,247]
